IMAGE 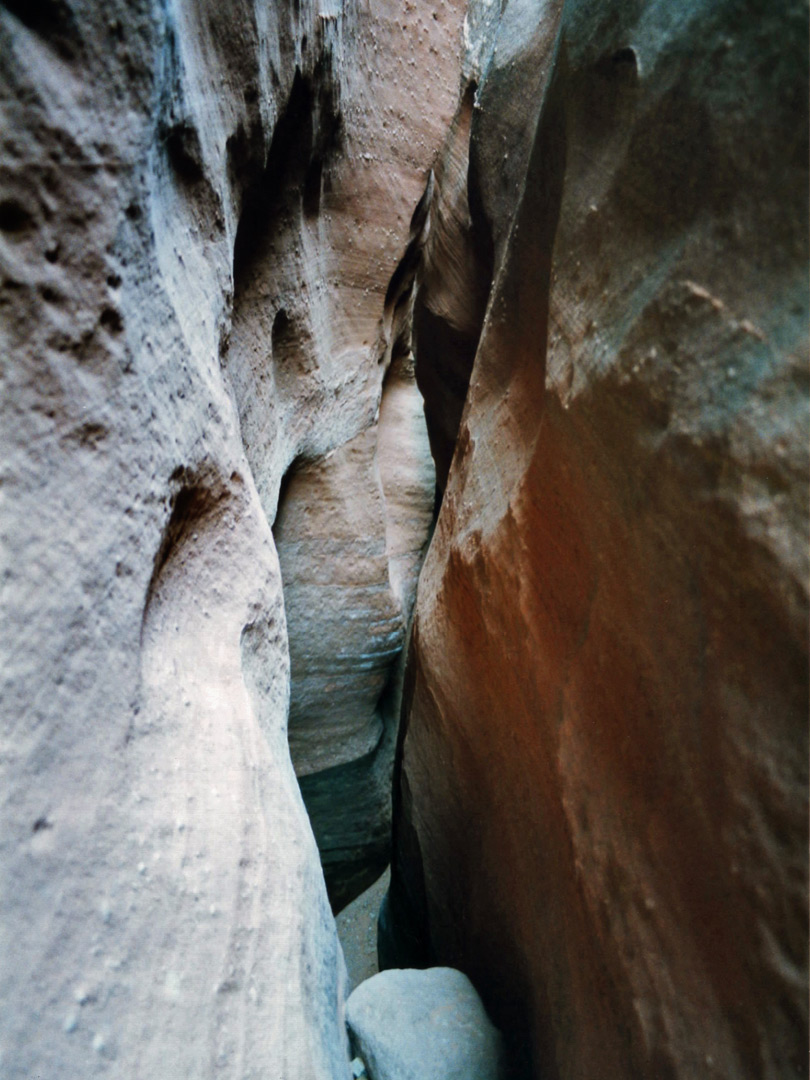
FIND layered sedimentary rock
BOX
[388,2,809,1078]
[0,1,462,1076]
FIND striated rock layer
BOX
[387,1,809,1078]
[0,0,464,1076]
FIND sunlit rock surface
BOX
[387,1,809,1078]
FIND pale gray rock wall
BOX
[220,0,460,912]
[0,0,464,1075]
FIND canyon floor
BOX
[336,868,390,992]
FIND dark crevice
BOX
[164,122,206,185]
[412,303,482,498]
[226,115,264,205]
[383,169,434,314]
[232,71,311,282]
[0,199,35,234]
[1,0,81,60]
[274,452,304,524]
[298,720,394,914]
[154,25,228,240]
[271,307,294,360]
[142,468,227,639]
[303,155,323,217]
[232,66,341,291]
[411,82,494,502]
[378,625,431,969]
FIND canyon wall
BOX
[0,0,462,1075]
[387,1,809,1078]
[2,0,807,1077]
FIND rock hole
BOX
[611,46,638,67]
[274,454,301,523]
[147,480,222,599]
[70,421,107,447]
[226,119,263,199]
[0,199,34,234]
[164,123,205,185]
[100,306,123,333]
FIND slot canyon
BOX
[0,0,807,1078]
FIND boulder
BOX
[346,968,503,1080]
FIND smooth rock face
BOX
[276,359,435,909]
[0,1,462,1076]
[388,1,809,1079]
[346,967,503,1080]
[222,0,453,911]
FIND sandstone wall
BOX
[0,0,464,1075]
[2,0,807,1075]
[387,1,809,1078]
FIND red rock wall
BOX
[387,1,809,1077]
